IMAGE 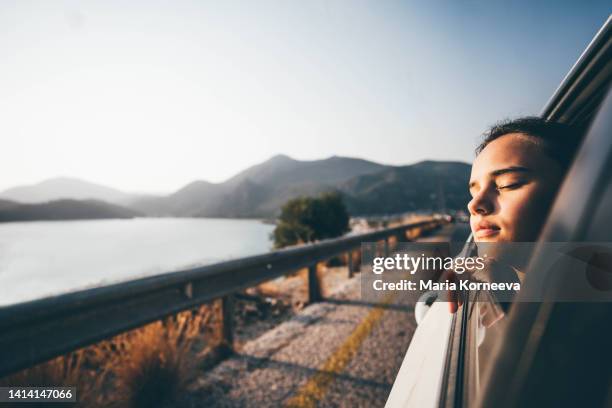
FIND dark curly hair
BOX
[476,117,581,171]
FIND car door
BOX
[458,17,612,408]
[387,15,611,408]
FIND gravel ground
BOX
[189,224,469,408]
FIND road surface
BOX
[192,223,470,407]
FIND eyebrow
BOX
[469,166,532,189]
[490,166,532,177]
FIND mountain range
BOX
[0,155,471,221]
[0,177,138,204]
[0,199,142,222]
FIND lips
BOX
[474,221,501,238]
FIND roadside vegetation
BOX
[272,191,350,248]
[0,305,215,408]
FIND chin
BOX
[475,237,504,242]
[475,237,500,243]
[474,231,504,242]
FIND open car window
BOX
[452,17,612,408]
[458,90,612,408]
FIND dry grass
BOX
[0,348,110,407]
[0,305,215,408]
[106,304,214,408]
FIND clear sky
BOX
[1,1,609,193]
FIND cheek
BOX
[499,185,553,240]
[499,188,534,232]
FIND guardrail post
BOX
[384,238,389,256]
[348,251,354,278]
[308,264,322,303]
[220,295,234,351]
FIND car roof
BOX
[541,15,612,126]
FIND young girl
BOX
[449,117,580,313]
[468,117,579,243]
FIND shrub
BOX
[273,192,350,248]
[109,305,212,408]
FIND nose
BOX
[467,187,494,216]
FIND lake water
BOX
[0,218,274,306]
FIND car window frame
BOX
[448,16,612,408]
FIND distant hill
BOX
[0,177,136,204]
[224,154,387,188]
[339,161,472,215]
[0,199,19,210]
[129,155,388,217]
[130,155,471,218]
[0,199,143,223]
[1,155,472,220]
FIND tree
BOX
[273,192,350,248]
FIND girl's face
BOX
[468,133,564,242]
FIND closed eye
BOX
[497,182,524,190]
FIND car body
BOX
[387,16,612,408]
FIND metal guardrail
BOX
[0,218,445,377]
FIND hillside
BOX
[0,177,135,204]
[340,161,472,215]
[224,154,387,188]
[129,155,389,217]
[130,156,471,218]
[0,199,143,222]
[1,156,472,219]
[0,199,19,210]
